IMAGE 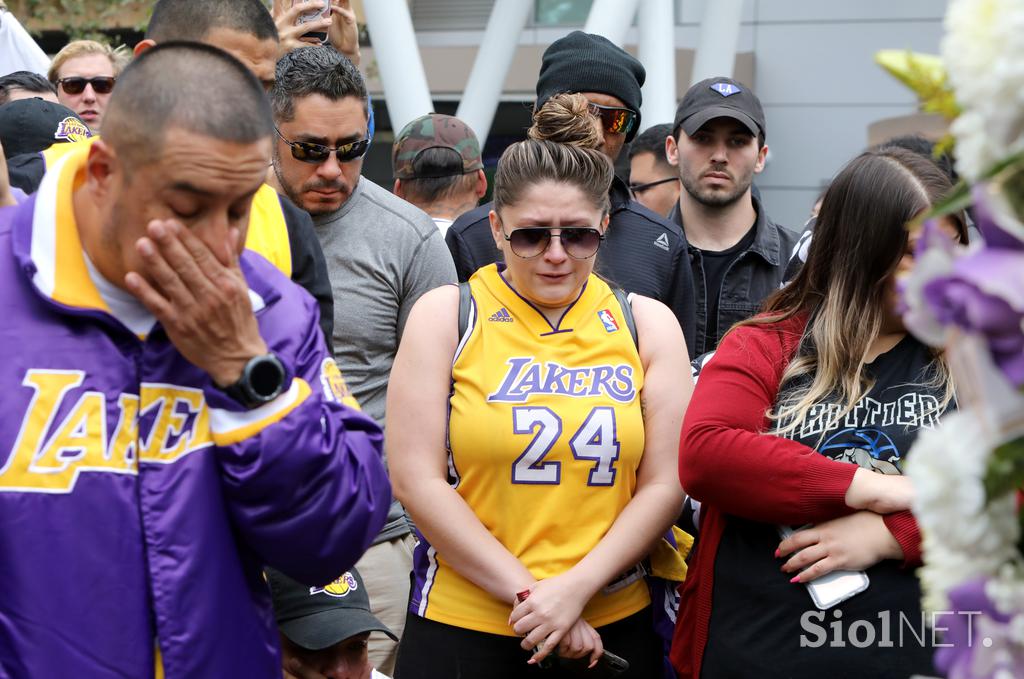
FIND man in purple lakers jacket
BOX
[0,43,391,678]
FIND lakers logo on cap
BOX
[710,82,741,97]
[311,571,358,598]
[54,117,92,143]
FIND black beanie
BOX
[535,31,645,142]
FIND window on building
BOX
[534,0,594,26]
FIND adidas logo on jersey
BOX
[653,233,670,251]
[488,308,513,322]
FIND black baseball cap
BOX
[267,567,397,651]
[673,77,766,140]
[0,98,92,158]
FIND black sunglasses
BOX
[275,127,370,164]
[629,176,679,196]
[57,76,115,95]
[587,102,638,136]
[502,227,605,260]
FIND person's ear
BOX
[488,209,504,251]
[754,143,768,174]
[85,139,119,198]
[133,39,156,58]
[665,134,680,167]
[474,169,487,198]
[393,178,405,198]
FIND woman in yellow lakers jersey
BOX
[387,117,691,678]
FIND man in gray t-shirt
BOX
[270,46,455,675]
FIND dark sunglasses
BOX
[502,227,605,260]
[587,102,638,136]
[629,176,679,196]
[57,76,115,95]
[275,127,370,164]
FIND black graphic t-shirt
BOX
[701,335,949,679]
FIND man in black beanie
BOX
[534,30,645,161]
[444,31,698,355]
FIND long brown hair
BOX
[742,148,967,435]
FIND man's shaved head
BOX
[145,0,278,43]
[103,41,273,167]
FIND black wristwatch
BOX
[222,353,287,409]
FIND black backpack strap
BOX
[611,287,639,350]
[458,281,473,340]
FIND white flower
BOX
[908,411,1019,612]
[942,0,1024,181]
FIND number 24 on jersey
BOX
[510,406,620,486]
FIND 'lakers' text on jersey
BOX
[410,264,649,635]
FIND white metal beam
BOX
[637,0,676,130]
[690,0,744,84]
[583,0,641,47]
[362,1,433,133]
[455,0,533,146]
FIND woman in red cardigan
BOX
[671,147,969,679]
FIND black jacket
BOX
[7,151,335,348]
[670,194,800,355]
[445,175,697,354]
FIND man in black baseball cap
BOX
[665,77,798,356]
[0,98,92,194]
[269,567,396,679]
[0,98,91,158]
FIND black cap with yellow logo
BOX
[267,567,397,651]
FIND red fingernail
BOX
[790,576,799,584]
[774,549,781,558]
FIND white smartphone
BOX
[296,0,330,42]
[778,524,870,610]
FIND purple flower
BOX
[935,578,1024,679]
[921,247,1024,386]
[973,184,1024,252]
[901,220,959,346]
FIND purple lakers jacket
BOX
[0,152,392,678]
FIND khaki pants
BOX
[355,533,416,676]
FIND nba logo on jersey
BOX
[597,309,619,333]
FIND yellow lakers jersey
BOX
[410,264,649,636]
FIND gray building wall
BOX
[711,0,949,229]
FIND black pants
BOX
[394,607,660,679]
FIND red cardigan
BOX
[669,314,922,678]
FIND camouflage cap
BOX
[392,113,483,180]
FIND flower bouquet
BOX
[882,1,1024,677]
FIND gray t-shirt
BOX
[313,177,456,542]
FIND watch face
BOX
[249,355,286,399]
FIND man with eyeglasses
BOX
[270,45,456,676]
[47,39,125,133]
[627,123,680,218]
[12,0,339,350]
[444,31,696,355]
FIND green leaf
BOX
[912,180,973,228]
[984,435,1024,502]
